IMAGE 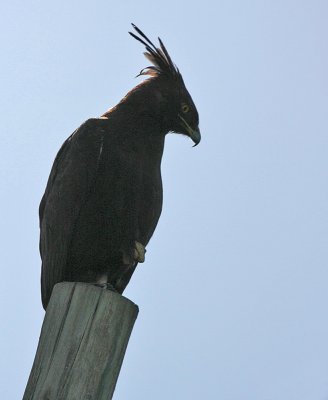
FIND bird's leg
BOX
[134,241,146,263]
[94,282,117,292]
[122,241,146,264]
[93,273,117,292]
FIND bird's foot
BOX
[94,282,117,292]
[134,241,146,263]
[123,241,146,264]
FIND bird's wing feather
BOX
[39,118,106,308]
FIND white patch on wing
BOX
[99,141,104,157]
[97,132,104,164]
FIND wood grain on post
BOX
[23,282,139,400]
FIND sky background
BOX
[1,0,327,399]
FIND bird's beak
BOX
[178,115,201,147]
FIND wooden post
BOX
[23,282,138,400]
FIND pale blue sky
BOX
[1,1,328,399]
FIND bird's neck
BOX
[102,77,170,135]
[101,83,166,166]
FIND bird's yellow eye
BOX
[181,103,189,113]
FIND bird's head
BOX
[129,24,201,146]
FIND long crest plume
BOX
[129,24,182,81]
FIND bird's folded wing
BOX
[39,118,107,308]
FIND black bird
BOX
[39,24,200,309]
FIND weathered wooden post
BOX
[23,282,138,400]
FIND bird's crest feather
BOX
[129,23,182,81]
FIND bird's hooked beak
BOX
[178,115,201,147]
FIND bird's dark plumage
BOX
[39,24,200,309]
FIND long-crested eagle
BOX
[39,24,200,309]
